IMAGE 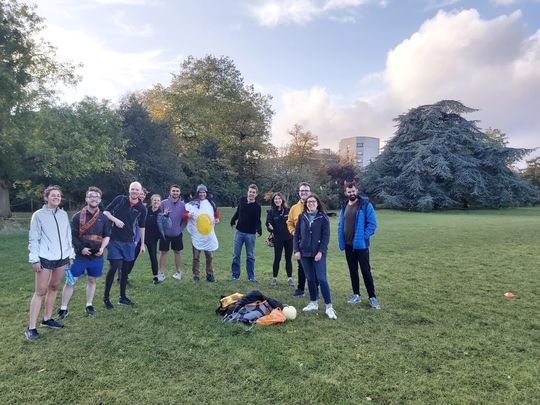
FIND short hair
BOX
[43,185,61,199]
[344,180,357,190]
[170,184,181,191]
[248,184,258,192]
[86,186,102,197]
[303,193,326,213]
[270,192,289,210]
[299,182,310,189]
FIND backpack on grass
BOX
[223,300,272,324]
[216,292,244,316]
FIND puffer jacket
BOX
[293,211,330,257]
[338,195,377,250]
[29,205,74,263]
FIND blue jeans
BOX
[231,231,256,279]
[301,255,331,304]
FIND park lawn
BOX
[0,207,538,404]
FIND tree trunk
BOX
[0,179,12,218]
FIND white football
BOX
[283,305,297,321]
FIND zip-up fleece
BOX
[29,205,75,263]
[293,211,330,257]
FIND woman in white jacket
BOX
[25,185,74,341]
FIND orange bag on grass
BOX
[256,307,287,325]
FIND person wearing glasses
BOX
[56,187,112,320]
[293,193,336,320]
[287,182,318,297]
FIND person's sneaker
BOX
[248,277,257,283]
[347,294,361,304]
[41,319,64,329]
[302,301,319,312]
[192,275,200,283]
[56,309,69,320]
[153,276,160,285]
[24,328,39,341]
[103,298,114,310]
[229,275,239,281]
[369,297,381,309]
[118,297,134,306]
[293,289,305,297]
[287,278,295,287]
[270,278,278,286]
[157,272,166,282]
[326,307,337,320]
[86,305,96,316]
[172,271,183,280]
[206,274,216,282]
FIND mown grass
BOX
[1,208,539,404]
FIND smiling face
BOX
[86,191,101,209]
[129,182,142,201]
[198,190,207,200]
[273,194,283,207]
[299,185,310,202]
[170,186,181,201]
[345,185,357,199]
[45,189,62,208]
[247,187,258,202]
[306,196,318,213]
[151,195,161,209]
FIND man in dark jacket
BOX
[230,184,262,282]
[57,187,111,319]
[337,182,380,309]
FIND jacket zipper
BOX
[52,208,63,260]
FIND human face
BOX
[139,191,147,202]
[273,195,283,208]
[306,197,318,213]
[198,190,207,200]
[45,190,62,208]
[151,196,161,209]
[299,186,310,201]
[247,187,258,202]
[86,192,101,209]
[129,182,142,200]
[345,186,357,200]
[170,187,181,201]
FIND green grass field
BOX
[1,207,539,404]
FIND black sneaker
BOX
[153,277,159,285]
[86,305,96,316]
[292,289,305,297]
[103,298,114,310]
[41,319,64,329]
[24,328,40,341]
[206,274,216,282]
[192,275,200,283]
[118,297,134,306]
[56,309,69,321]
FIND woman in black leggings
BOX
[265,192,294,287]
[145,194,171,284]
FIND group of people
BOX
[24,180,380,340]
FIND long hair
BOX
[270,192,289,211]
[303,193,326,213]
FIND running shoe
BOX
[56,309,69,320]
[302,301,319,312]
[41,319,64,329]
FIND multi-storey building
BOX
[338,136,380,168]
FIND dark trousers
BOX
[104,259,131,300]
[145,237,159,277]
[345,245,376,298]
[124,241,142,278]
[273,239,293,278]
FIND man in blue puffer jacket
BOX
[338,181,380,309]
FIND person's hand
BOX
[69,258,74,266]
[96,248,104,257]
[164,208,170,215]
[114,218,125,228]
[139,245,146,254]
[82,247,91,256]
[32,262,42,273]
[214,218,220,224]
[267,224,274,231]
[314,252,323,262]
[294,252,301,260]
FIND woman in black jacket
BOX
[293,193,336,320]
[266,193,294,287]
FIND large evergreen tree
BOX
[363,100,536,211]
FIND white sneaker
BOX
[326,307,337,320]
[157,272,166,282]
[302,301,319,312]
[172,272,182,280]
[347,294,361,304]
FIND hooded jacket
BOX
[29,205,75,263]
[338,194,377,250]
[293,210,330,257]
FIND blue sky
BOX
[29,0,540,159]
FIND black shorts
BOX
[159,234,183,252]
[39,257,70,270]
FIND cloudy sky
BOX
[27,0,540,157]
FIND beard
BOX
[348,195,357,202]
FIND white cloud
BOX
[41,25,179,103]
[112,11,154,37]
[250,0,381,26]
[272,9,540,153]
[490,0,519,5]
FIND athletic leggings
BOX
[145,237,159,277]
[272,239,293,278]
[104,260,131,300]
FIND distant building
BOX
[338,136,380,168]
